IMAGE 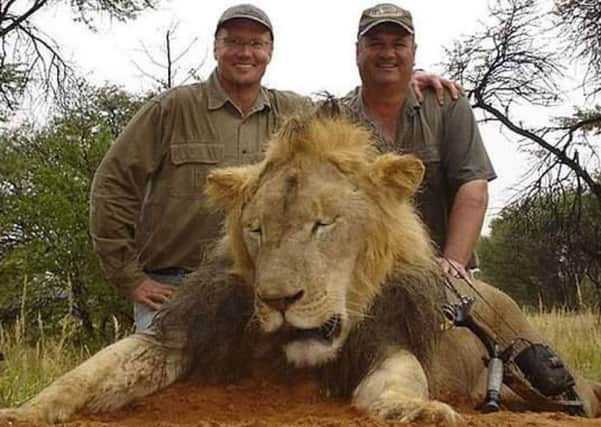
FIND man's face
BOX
[356,23,415,88]
[214,19,273,90]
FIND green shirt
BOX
[90,70,310,292]
[342,87,496,257]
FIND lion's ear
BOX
[368,153,425,198]
[205,165,258,211]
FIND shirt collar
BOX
[343,85,420,149]
[354,85,421,119]
[207,69,271,114]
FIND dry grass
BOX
[0,316,92,406]
[527,308,601,382]
[0,280,120,407]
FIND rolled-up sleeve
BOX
[443,96,496,192]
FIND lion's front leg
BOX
[0,333,186,424]
[352,348,461,425]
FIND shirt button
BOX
[241,149,247,154]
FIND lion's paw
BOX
[0,408,20,420]
[368,392,462,425]
[0,408,39,423]
[0,404,72,424]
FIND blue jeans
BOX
[134,270,187,332]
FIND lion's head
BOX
[204,106,441,368]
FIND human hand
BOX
[411,70,463,105]
[130,278,177,311]
[437,257,467,278]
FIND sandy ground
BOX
[3,378,601,427]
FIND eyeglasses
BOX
[217,37,272,52]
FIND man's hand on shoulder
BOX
[411,70,464,105]
[130,278,177,310]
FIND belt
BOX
[146,267,192,276]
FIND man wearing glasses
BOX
[90,4,458,331]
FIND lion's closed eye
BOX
[245,222,263,243]
[311,217,338,236]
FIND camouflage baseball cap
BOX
[215,4,273,39]
[357,3,414,40]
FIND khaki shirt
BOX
[342,87,496,259]
[90,70,310,293]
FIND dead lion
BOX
[1,108,600,425]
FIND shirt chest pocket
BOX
[168,142,223,198]
[414,144,442,194]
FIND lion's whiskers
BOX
[323,296,372,320]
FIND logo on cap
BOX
[367,4,407,18]
[357,3,414,39]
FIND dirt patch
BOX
[3,378,601,427]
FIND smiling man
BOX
[213,13,275,112]
[343,3,497,277]
[90,4,311,331]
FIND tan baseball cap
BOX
[215,4,273,39]
[357,3,414,40]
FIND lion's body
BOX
[2,108,600,424]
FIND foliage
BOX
[0,81,146,338]
[0,0,157,121]
[479,190,601,309]
[68,0,157,28]
[554,0,601,96]
[557,105,601,136]
[444,0,600,309]
[443,0,601,207]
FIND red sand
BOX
[3,378,601,427]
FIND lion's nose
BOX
[259,290,304,312]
